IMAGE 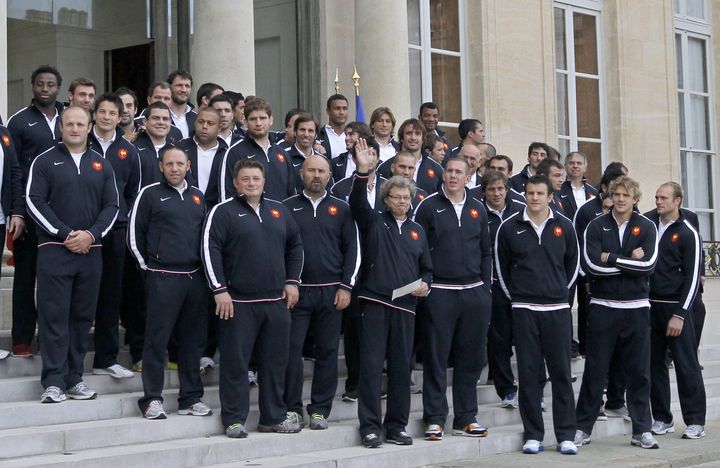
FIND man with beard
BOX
[166,70,196,139]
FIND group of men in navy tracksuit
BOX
[0,64,709,454]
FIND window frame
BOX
[553,1,605,175]
[407,0,468,126]
[675,21,719,240]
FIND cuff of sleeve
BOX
[355,172,370,178]
[339,283,353,292]
[213,286,228,295]
[59,228,72,242]
[10,215,24,220]
[285,279,300,286]
[84,230,96,243]
[606,253,618,265]
[673,312,686,320]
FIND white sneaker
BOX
[248,370,258,386]
[522,439,544,454]
[651,420,675,435]
[0,349,9,360]
[557,440,577,454]
[66,382,97,400]
[178,401,213,416]
[682,425,706,439]
[93,364,134,379]
[41,386,67,403]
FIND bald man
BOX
[459,145,483,188]
[283,155,360,430]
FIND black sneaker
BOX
[362,433,383,448]
[386,431,413,445]
[342,390,358,402]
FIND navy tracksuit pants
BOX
[11,227,38,346]
[650,301,706,426]
[487,282,517,400]
[422,286,491,429]
[139,270,209,409]
[218,300,291,428]
[37,246,102,390]
[284,285,342,418]
[357,300,414,438]
[93,227,126,369]
[576,304,652,435]
[513,306,575,443]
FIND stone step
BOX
[7,395,720,468]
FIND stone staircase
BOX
[0,261,719,466]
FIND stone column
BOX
[354,0,412,123]
[191,0,255,95]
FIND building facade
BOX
[0,0,717,239]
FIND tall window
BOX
[675,0,717,240]
[407,0,467,131]
[554,2,603,183]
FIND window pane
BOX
[678,93,686,147]
[689,94,710,150]
[687,0,705,19]
[688,37,707,93]
[557,73,569,136]
[573,13,598,75]
[674,0,680,14]
[431,53,462,122]
[578,140,602,186]
[409,49,423,118]
[576,77,601,139]
[554,7,566,70]
[697,212,713,241]
[675,33,683,89]
[407,0,421,46]
[691,152,712,208]
[430,0,459,51]
[680,151,689,199]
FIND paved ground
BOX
[427,420,720,467]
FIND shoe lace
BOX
[286,411,300,424]
[227,423,243,431]
[75,382,90,392]
[311,413,324,420]
[148,400,164,411]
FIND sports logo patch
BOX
[1,135,10,147]
[192,195,202,205]
[118,148,128,160]
[671,233,680,243]
[92,161,103,171]
[427,169,436,178]
[632,226,641,236]
[554,226,563,237]
[470,208,479,219]
[410,230,419,241]
[328,205,338,216]
[277,153,285,162]
[271,209,281,219]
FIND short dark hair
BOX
[209,94,233,108]
[490,154,514,172]
[326,94,348,109]
[167,69,193,86]
[528,142,550,157]
[422,133,441,154]
[221,91,244,108]
[244,97,272,119]
[536,158,564,177]
[94,93,124,113]
[284,108,306,128]
[31,65,62,87]
[69,77,96,94]
[398,118,427,142]
[419,102,439,114]
[233,159,265,178]
[458,119,482,140]
[196,82,224,106]
[115,86,138,109]
[147,81,171,97]
[146,101,171,118]
[525,175,553,195]
[159,145,186,163]
[346,121,372,138]
[600,161,628,192]
[293,113,318,133]
[546,145,562,161]
[481,170,509,192]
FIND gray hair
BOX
[381,175,417,200]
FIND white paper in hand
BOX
[392,278,422,301]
